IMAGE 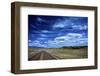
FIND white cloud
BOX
[29,33,87,48]
[53,19,70,28]
[28,40,32,42]
[53,23,66,28]
[47,33,87,47]
[37,38,46,40]
[40,34,47,37]
[29,40,47,47]
[67,33,83,38]
[55,33,83,41]
[47,40,63,48]
[72,25,88,30]
[41,30,53,34]
[55,34,70,41]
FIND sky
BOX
[28,15,88,48]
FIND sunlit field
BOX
[28,47,88,60]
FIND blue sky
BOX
[28,15,88,48]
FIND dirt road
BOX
[28,51,58,60]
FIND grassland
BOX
[28,47,88,60]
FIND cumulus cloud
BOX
[29,40,47,48]
[72,25,88,30]
[28,15,88,48]
[41,30,54,34]
[47,40,63,48]
[29,32,87,48]
[67,33,83,38]
[46,33,88,48]
[53,23,66,28]
[37,37,46,40]
[53,19,71,28]
[53,19,88,32]
[29,32,88,48]
[55,33,83,41]
[55,34,70,41]
[39,34,47,37]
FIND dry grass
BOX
[46,48,88,59]
[28,47,88,60]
